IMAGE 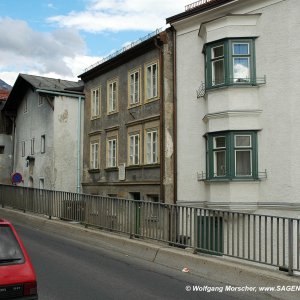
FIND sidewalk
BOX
[1,207,299,300]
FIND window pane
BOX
[0,226,24,263]
[214,136,226,149]
[233,58,250,81]
[212,45,224,58]
[214,151,226,176]
[233,43,249,55]
[212,59,224,85]
[236,150,251,176]
[235,135,251,147]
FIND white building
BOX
[167,0,300,216]
[4,74,84,192]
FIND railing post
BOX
[288,218,294,276]
[48,190,52,220]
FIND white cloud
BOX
[0,17,102,84]
[48,0,192,33]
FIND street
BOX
[14,222,272,300]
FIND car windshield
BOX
[0,225,25,264]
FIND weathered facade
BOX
[167,0,300,215]
[3,74,84,192]
[79,29,175,203]
[0,89,13,184]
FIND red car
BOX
[0,219,38,299]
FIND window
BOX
[107,79,118,114]
[205,38,256,89]
[206,131,257,180]
[38,95,44,106]
[90,141,100,169]
[41,135,45,153]
[129,70,140,105]
[31,138,35,155]
[91,88,100,118]
[24,98,28,113]
[0,225,24,264]
[0,146,4,154]
[146,129,158,164]
[107,138,117,168]
[21,141,25,157]
[145,62,158,100]
[129,133,140,165]
[39,178,45,189]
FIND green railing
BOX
[0,184,299,275]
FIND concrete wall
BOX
[14,90,54,189]
[53,95,84,192]
[173,0,300,214]
[0,134,13,184]
[13,90,82,192]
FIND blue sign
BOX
[12,173,23,184]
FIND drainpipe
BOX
[77,96,82,193]
[154,34,165,203]
[172,27,178,204]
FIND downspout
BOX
[154,35,165,203]
[172,26,178,204]
[11,116,16,174]
[77,96,82,193]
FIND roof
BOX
[79,29,164,82]
[0,89,10,102]
[3,74,84,113]
[166,0,235,24]
[19,74,83,93]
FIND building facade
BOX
[0,89,13,184]
[4,74,84,192]
[79,29,175,203]
[167,0,300,215]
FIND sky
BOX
[0,0,193,86]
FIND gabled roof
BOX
[166,0,235,24]
[3,74,84,113]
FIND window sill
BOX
[143,163,160,169]
[205,78,266,93]
[88,169,100,173]
[90,116,101,120]
[107,111,118,116]
[144,97,159,104]
[201,177,263,183]
[128,103,142,109]
[126,165,142,170]
[105,167,118,172]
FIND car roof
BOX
[0,218,11,225]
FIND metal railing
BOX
[0,184,299,275]
[185,0,213,11]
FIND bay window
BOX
[205,38,256,89]
[206,131,257,180]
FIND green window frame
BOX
[206,131,258,180]
[204,38,256,89]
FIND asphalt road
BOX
[14,223,272,300]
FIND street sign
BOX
[12,172,23,184]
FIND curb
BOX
[1,207,299,300]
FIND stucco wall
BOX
[82,47,162,200]
[53,95,83,192]
[0,134,13,184]
[173,0,300,212]
[14,90,54,189]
